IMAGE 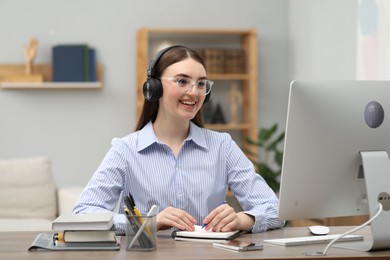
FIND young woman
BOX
[73,45,284,234]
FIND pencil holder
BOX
[126,214,157,251]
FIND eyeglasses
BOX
[160,76,213,95]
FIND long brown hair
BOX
[135,46,206,131]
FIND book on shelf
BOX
[224,49,245,73]
[171,225,241,243]
[200,48,246,74]
[52,44,88,82]
[52,212,114,231]
[52,44,97,82]
[88,47,97,81]
[202,49,225,74]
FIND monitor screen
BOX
[279,80,390,221]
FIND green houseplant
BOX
[245,124,285,193]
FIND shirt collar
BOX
[186,122,208,150]
[137,121,209,152]
[137,121,158,152]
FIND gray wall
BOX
[288,0,357,81]
[0,0,358,188]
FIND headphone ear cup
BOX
[143,78,163,102]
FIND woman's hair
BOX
[135,46,206,131]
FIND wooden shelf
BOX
[207,73,250,80]
[138,28,256,36]
[0,82,102,90]
[0,64,103,90]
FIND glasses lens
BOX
[176,78,189,88]
[174,77,212,95]
[196,80,207,94]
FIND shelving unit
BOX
[136,28,258,155]
[0,64,103,90]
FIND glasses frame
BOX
[160,76,213,96]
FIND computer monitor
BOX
[278,80,390,251]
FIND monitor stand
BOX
[334,151,390,251]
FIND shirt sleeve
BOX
[224,137,285,233]
[72,139,128,235]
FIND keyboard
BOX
[263,234,364,246]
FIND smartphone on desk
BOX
[213,240,263,251]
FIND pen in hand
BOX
[202,201,227,229]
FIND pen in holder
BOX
[126,205,157,251]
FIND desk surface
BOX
[1,226,390,260]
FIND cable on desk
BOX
[312,203,383,256]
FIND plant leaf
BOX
[275,151,284,166]
[258,126,273,142]
[246,123,284,193]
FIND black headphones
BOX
[142,45,211,103]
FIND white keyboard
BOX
[264,234,364,246]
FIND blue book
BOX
[88,48,97,82]
[52,44,89,82]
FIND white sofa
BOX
[0,157,83,231]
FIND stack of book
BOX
[51,212,119,250]
[200,48,246,74]
[202,49,225,74]
[52,44,97,82]
[224,49,246,73]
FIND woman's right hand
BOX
[156,206,197,231]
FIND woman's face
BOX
[158,58,207,122]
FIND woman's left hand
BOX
[202,204,254,232]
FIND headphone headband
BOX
[147,45,185,79]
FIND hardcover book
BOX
[203,49,225,74]
[63,229,116,242]
[88,48,97,82]
[52,44,89,82]
[52,212,114,231]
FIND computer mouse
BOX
[307,225,330,236]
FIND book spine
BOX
[83,45,89,81]
[88,48,97,82]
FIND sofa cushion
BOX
[0,218,52,231]
[57,187,83,215]
[0,157,57,219]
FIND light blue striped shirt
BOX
[73,121,284,234]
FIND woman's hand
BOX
[202,204,255,232]
[157,206,197,231]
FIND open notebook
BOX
[172,225,241,243]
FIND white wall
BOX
[0,0,290,187]
[288,0,358,81]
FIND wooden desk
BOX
[1,226,390,260]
